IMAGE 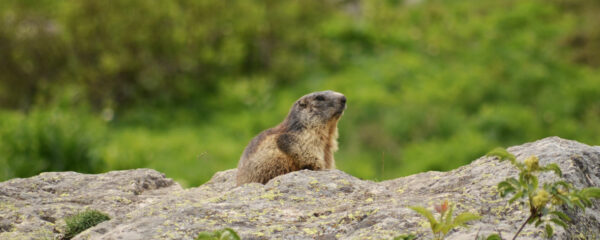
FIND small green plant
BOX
[63,210,110,239]
[487,148,600,239]
[476,233,502,240]
[196,228,241,240]
[393,234,416,240]
[410,200,481,240]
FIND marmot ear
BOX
[298,99,307,108]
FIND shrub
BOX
[487,148,600,239]
[0,93,107,181]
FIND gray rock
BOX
[1,137,598,239]
[0,169,180,239]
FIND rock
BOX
[1,137,599,239]
[0,169,180,239]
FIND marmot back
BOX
[236,90,347,186]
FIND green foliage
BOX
[1,0,600,185]
[393,234,416,240]
[477,234,502,240]
[99,126,241,187]
[0,91,106,180]
[410,200,481,240]
[553,0,600,66]
[493,148,600,239]
[0,0,346,108]
[486,148,518,166]
[63,210,110,239]
[196,228,240,240]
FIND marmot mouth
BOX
[333,108,345,117]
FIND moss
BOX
[63,210,110,239]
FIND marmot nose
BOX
[340,96,347,104]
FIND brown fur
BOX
[236,91,346,186]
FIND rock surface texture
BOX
[1,137,599,239]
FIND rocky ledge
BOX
[1,137,599,239]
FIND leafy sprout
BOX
[196,228,241,240]
[410,200,481,240]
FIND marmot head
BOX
[284,90,346,130]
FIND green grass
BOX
[101,126,244,187]
[63,210,110,239]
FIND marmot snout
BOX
[236,90,346,186]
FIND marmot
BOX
[236,90,347,186]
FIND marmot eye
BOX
[315,95,325,101]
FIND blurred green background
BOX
[1,0,599,187]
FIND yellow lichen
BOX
[338,179,350,185]
[260,190,281,201]
[0,201,17,211]
[303,228,318,235]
